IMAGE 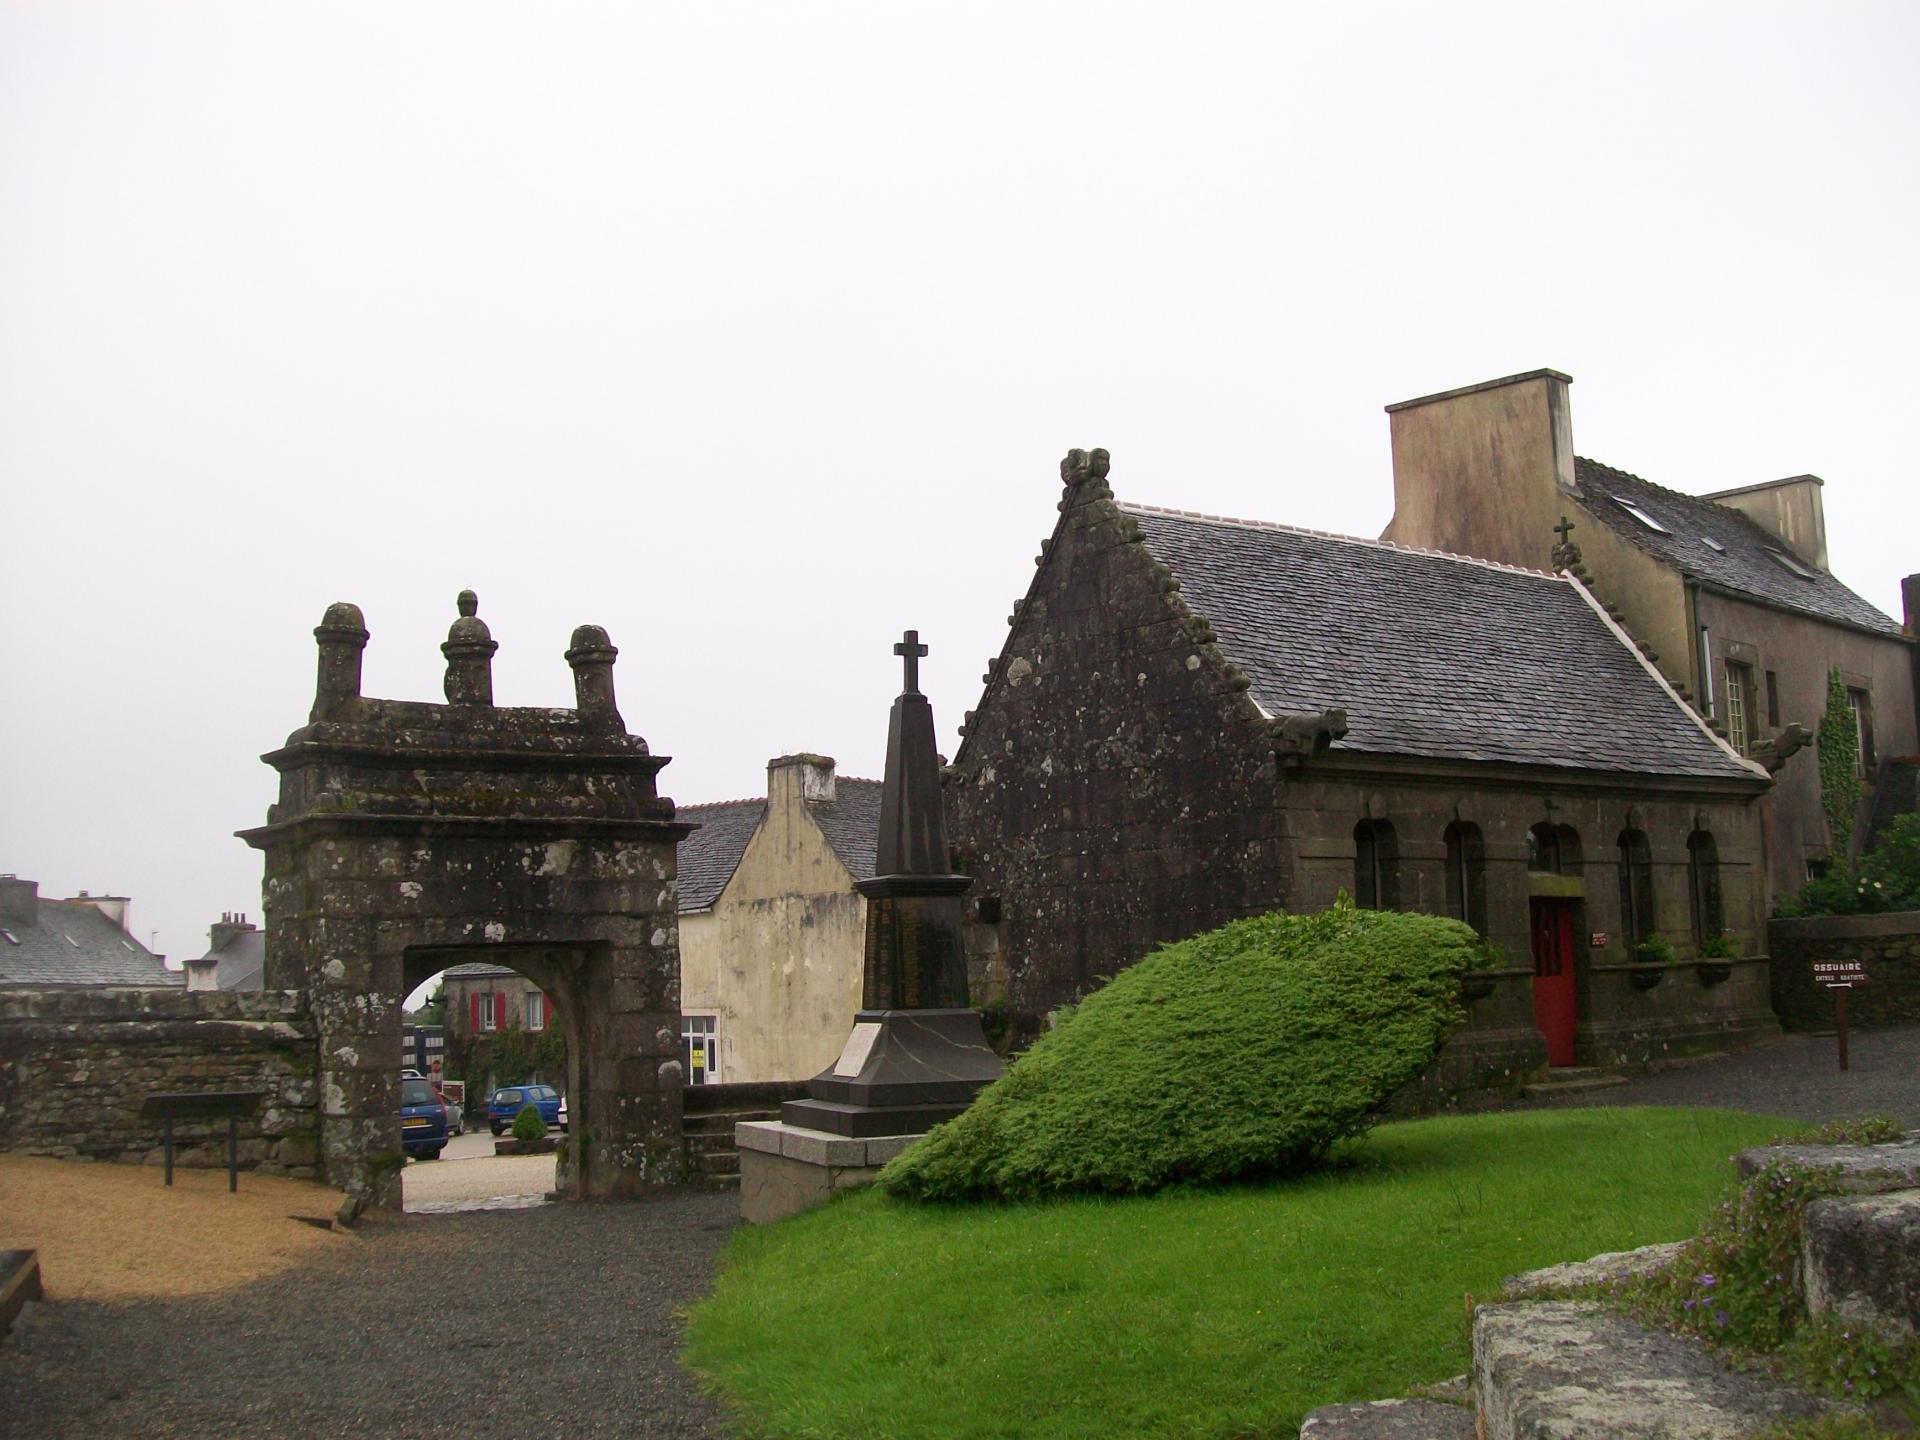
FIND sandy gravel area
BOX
[0,1153,349,1302]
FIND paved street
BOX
[1512,1024,1920,1128]
[401,1129,559,1212]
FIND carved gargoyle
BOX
[1271,706,1348,762]
[1060,447,1112,487]
[1751,722,1813,774]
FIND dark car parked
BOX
[401,1076,449,1159]
[486,1084,563,1135]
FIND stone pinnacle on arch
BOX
[441,589,498,707]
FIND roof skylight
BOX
[1700,537,1727,554]
[1,929,16,945]
[1766,548,1818,580]
[1611,497,1670,534]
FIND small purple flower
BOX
[1714,1310,1728,1328]
[1698,1273,1717,1288]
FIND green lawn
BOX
[686,1107,1790,1440]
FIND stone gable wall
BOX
[946,474,1291,1032]
[1769,910,1920,1031]
[0,988,320,1175]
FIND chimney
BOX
[1900,574,1919,636]
[1380,369,1576,571]
[65,892,130,930]
[183,956,221,993]
[209,911,257,953]
[768,753,836,806]
[1701,476,1828,572]
[0,876,38,928]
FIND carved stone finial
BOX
[565,624,622,728]
[1551,515,1583,572]
[1060,447,1113,489]
[442,590,498,707]
[311,601,369,721]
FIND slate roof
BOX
[808,778,883,884]
[674,780,883,912]
[439,962,519,979]
[1123,503,1764,780]
[197,928,265,991]
[1574,458,1903,637]
[0,898,183,988]
[674,798,767,911]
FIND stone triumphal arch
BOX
[242,592,692,1208]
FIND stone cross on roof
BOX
[894,630,928,694]
[1554,516,1576,546]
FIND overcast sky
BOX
[3,2,1916,970]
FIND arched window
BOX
[1354,819,1400,910]
[1616,830,1654,949]
[1444,822,1486,934]
[1688,831,1723,943]
[1527,823,1558,874]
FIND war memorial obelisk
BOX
[735,630,1005,1221]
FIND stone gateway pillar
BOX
[242,595,693,1208]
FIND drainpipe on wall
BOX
[1698,623,1715,717]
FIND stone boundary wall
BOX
[1769,910,1920,1032]
[0,989,320,1176]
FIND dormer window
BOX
[1700,537,1726,554]
[1611,497,1670,533]
[1766,548,1817,580]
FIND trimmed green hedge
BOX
[879,904,1478,1202]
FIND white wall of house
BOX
[679,761,866,1083]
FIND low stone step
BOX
[1474,1301,1844,1439]
[1520,1074,1629,1099]
[1298,1398,1474,1437]
[697,1150,740,1177]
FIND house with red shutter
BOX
[441,962,555,1041]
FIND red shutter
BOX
[470,993,481,1033]
[494,992,506,1030]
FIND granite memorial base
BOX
[735,1120,921,1224]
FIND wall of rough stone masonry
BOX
[1769,910,1920,1032]
[0,989,319,1176]
[946,457,1293,1035]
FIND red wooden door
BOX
[1529,898,1578,1067]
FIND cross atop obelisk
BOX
[894,629,928,694]
[1553,516,1576,546]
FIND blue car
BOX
[400,1075,449,1160]
[487,1083,563,1135]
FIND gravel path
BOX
[2,1191,743,1439]
[1512,1024,1920,1127]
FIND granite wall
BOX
[1769,911,1920,1032]
[0,988,319,1174]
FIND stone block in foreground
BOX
[1802,1189,1920,1340]
[1473,1302,1839,1439]
[1732,1141,1920,1186]
[1503,1240,1686,1299]
[735,1120,918,1224]
[1298,1398,1474,1437]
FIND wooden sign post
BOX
[1813,960,1867,1071]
